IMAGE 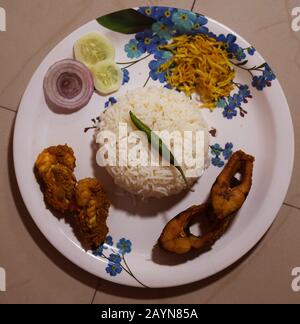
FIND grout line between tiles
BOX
[0,105,16,114]
[283,202,300,210]
[191,0,197,11]
[90,279,101,304]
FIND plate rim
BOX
[13,10,295,288]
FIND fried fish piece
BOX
[159,150,254,254]
[210,150,254,220]
[35,145,77,213]
[159,204,233,254]
[75,178,110,250]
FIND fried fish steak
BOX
[159,150,255,254]
[210,150,255,219]
[159,204,233,254]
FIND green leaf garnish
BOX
[97,9,156,34]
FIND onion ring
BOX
[43,59,94,112]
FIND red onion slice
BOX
[43,59,94,112]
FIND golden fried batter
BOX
[35,145,76,178]
[43,165,77,213]
[211,150,254,219]
[35,146,111,250]
[75,178,110,250]
[35,145,77,213]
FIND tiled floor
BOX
[0,0,299,303]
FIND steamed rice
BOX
[96,86,209,198]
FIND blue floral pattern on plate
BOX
[122,69,130,85]
[104,97,117,109]
[210,143,234,168]
[116,7,276,119]
[92,236,148,288]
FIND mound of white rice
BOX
[96,86,209,199]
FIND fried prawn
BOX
[35,145,77,213]
[75,178,110,249]
[35,146,111,250]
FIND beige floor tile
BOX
[0,108,98,304]
[93,205,300,304]
[252,23,300,208]
[194,0,288,37]
[0,0,193,110]
[204,205,300,304]
[283,0,300,207]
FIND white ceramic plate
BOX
[13,7,294,288]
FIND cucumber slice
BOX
[92,59,122,95]
[74,32,115,69]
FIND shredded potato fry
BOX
[160,34,236,109]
